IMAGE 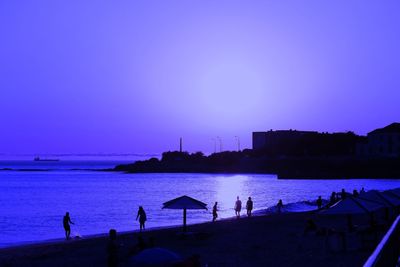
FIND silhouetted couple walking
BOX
[235,196,253,218]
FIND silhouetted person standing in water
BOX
[136,206,147,232]
[234,196,242,218]
[277,199,283,213]
[212,202,218,222]
[246,197,253,217]
[63,212,74,240]
[316,196,322,210]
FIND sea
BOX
[0,155,399,248]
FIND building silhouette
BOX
[357,123,400,158]
[253,123,400,159]
[252,129,359,157]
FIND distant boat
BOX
[34,157,59,162]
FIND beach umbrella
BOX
[382,189,400,214]
[130,247,182,267]
[360,190,400,207]
[359,190,400,220]
[319,196,386,231]
[320,196,384,215]
[383,190,400,202]
[385,188,400,198]
[381,192,400,206]
[162,195,207,232]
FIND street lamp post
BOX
[217,136,223,152]
[235,136,241,152]
[211,138,217,154]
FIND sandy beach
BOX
[0,211,381,267]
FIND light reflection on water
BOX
[216,175,249,213]
[0,166,399,247]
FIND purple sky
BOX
[1,1,399,154]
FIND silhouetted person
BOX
[212,202,218,222]
[304,218,317,235]
[347,214,354,232]
[136,206,147,232]
[316,196,322,210]
[107,229,118,267]
[341,189,347,200]
[277,199,283,213]
[246,197,253,217]
[360,187,366,194]
[234,196,242,218]
[353,189,359,197]
[63,212,74,240]
[329,192,336,206]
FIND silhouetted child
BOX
[234,196,242,218]
[341,189,347,200]
[107,229,118,267]
[136,206,147,232]
[329,192,336,206]
[212,202,218,222]
[361,187,366,194]
[316,196,322,210]
[63,212,74,240]
[246,197,253,217]
[277,199,283,213]
[353,189,359,197]
[304,218,317,235]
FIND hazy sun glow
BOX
[0,1,399,154]
[215,175,249,215]
[194,61,268,130]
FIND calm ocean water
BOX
[0,159,399,248]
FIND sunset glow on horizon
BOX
[1,1,399,154]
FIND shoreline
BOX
[0,203,317,250]
[0,208,280,249]
[0,211,378,267]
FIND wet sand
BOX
[0,212,379,267]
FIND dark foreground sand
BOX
[0,212,381,267]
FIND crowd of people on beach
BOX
[62,187,368,241]
[60,186,377,267]
[327,187,366,207]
